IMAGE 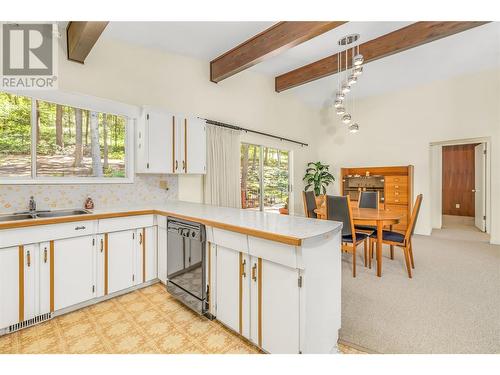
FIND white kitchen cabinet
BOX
[137,108,175,174]
[0,246,21,329]
[95,235,106,298]
[53,236,96,311]
[133,227,157,285]
[250,257,300,354]
[107,230,135,294]
[137,107,206,175]
[176,116,206,174]
[143,227,157,283]
[215,246,250,339]
[0,243,51,329]
[38,242,51,316]
[157,226,167,284]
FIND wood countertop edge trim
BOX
[0,209,322,246]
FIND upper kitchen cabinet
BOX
[136,107,206,175]
[136,107,175,174]
[176,116,207,174]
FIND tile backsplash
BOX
[0,175,178,213]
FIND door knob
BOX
[472,189,478,193]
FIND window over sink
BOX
[0,91,135,183]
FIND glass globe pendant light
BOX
[336,105,345,115]
[348,74,357,85]
[353,66,363,76]
[341,83,351,94]
[353,54,364,66]
[348,123,359,133]
[336,92,344,101]
[334,98,343,108]
[342,113,352,124]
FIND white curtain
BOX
[204,124,242,208]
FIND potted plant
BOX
[279,197,289,215]
[303,162,335,205]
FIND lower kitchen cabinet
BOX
[213,244,300,352]
[0,244,50,329]
[157,227,167,284]
[53,236,96,311]
[255,258,300,354]
[107,230,136,294]
[215,246,250,338]
[106,227,157,294]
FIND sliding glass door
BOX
[240,143,291,214]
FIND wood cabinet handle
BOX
[251,263,257,281]
[182,160,186,171]
[175,160,178,171]
[139,232,143,245]
[75,226,86,230]
[100,239,104,253]
[240,259,246,278]
[27,251,31,267]
[44,247,48,263]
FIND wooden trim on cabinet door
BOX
[18,246,24,322]
[49,241,54,312]
[142,228,146,283]
[239,252,243,334]
[258,257,262,347]
[184,118,188,173]
[172,116,176,172]
[104,233,109,295]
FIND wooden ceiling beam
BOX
[210,21,346,83]
[66,21,109,64]
[275,21,489,92]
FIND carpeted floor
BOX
[339,225,500,354]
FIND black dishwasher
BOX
[166,217,211,318]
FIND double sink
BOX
[0,209,90,222]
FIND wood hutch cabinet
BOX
[340,165,414,233]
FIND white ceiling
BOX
[102,21,274,61]
[102,21,500,108]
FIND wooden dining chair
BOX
[355,191,379,233]
[302,190,317,218]
[369,194,423,278]
[326,195,373,277]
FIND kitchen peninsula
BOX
[0,201,342,354]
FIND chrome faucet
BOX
[29,196,36,212]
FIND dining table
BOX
[314,203,402,277]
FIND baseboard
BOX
[338,338,378,354]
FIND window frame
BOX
[0,89,138,184]
[240,141,293,214]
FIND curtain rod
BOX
[199,118,308,147]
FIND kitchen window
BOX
[0,91,134,183]
[240,143,291,214]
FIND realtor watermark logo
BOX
[1,22,58,89]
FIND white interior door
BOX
[474,143,486,231]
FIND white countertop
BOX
[94,200,342,242]
[0,200,342,245]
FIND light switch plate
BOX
[455,203,460,209]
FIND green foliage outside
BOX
[0,92,126,178]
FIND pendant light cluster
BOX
[333,34,364,133]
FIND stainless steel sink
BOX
[0,213,36,222]
[0,209,90,222]
[36,209,90,218]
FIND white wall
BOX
[57,37,321,214]
[317,68,500,244]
